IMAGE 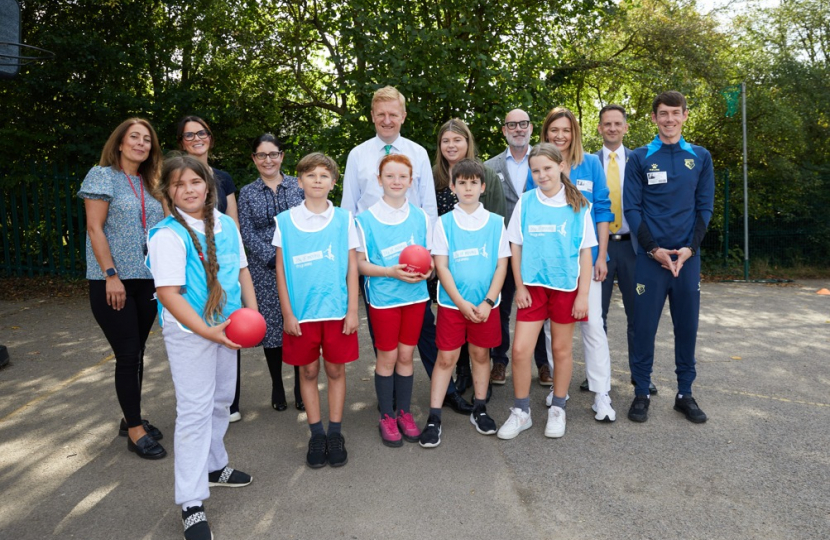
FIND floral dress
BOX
[238,175,305,347]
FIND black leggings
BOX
[264,347,301,404]
[89,279,157,428]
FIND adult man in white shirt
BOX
[341,86,471,414]
[341,86,437,223]
[484,109,553,387]
[592,104,656,395]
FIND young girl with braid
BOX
[147,154,257,540]
[497,143,596,442]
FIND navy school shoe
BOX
[674,394,707,423]
[182,505,212,540]
[208,466,252,488]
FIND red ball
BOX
[398,244,431,274]
[225,308,267,348]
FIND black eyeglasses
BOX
[253,151,283,161]
[504,120,531,130]
[182,130,211,141]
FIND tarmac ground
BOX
[1,280,829,539]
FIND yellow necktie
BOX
[607,152,622,233]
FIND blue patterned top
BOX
[77,165,164,280]
[238,174,305,347]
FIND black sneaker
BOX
[327,432,348,467]
[674,394,708,423]
[579,378,590,392]
[208,466,252,488]
[627,395,650,423]
[182,505,212,540]
[470,406,497,435]
[418,415,442,448]
[306,433,327,468]
[119,418,163,440]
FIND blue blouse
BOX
[77,165,164,280]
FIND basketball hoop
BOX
[0,0,54,80]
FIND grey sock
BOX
[473,398,486,410]
[375,373,395,418]
[394,372,414,414]
[327,421,341,435]
[309,421,325,437]
[514,396,530,413]
[551,395,567,410]
[429,407,442,421]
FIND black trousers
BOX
[89,279,157,428]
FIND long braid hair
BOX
[157,153,227,325]
[529,143,588,212]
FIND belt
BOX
[609,233,631,241]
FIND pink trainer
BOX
[379,414,403,448]
[397,411,421,442]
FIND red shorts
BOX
[368,302,427,352]
[436,305,502,351]
[283,319,359,366]
[516,285,587,324]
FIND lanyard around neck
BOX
[122,170,147,231]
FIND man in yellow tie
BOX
[593,105,657,395]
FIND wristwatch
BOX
[484,298,496,307]
[684,245,696,256]
[105,267,117,277]
[646,247,659,260]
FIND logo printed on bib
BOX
[380,234,415,260]
[636,283,646,295]
[528,221,567,237]
[293,250,323,267]
[452,243,489,262]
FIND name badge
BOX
[647,171,668,185]
[497,173,505,182]
[575,179,593,192]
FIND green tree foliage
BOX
[1,0,828,264]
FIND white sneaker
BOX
[545,391,570,407]
[592,393,616,422]
[229,411,242,423]
[544,406,566,438]
[497,408,533,440]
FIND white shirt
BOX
[355,197,433,253]
[505,146,531,197]
[602,145,630,235]
[340,135,438,224]
[271,200,360,249]
[507,187,598,250]
[432,203,511,258]
[148,208,247,287]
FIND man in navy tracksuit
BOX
[623,91,714,424]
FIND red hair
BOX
[378,154,413,177]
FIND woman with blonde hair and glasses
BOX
[431,118,505,406]
[535,106,616,423]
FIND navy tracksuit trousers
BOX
[630,253,700,396]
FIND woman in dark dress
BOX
[237,134,305,411]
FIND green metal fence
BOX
[1,164,87,277]
[1,165,827,279]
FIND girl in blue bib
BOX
[147,154,258,540]
[356,154,432,448]
[498,143,597,442]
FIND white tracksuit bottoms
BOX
[162,311,236,508]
